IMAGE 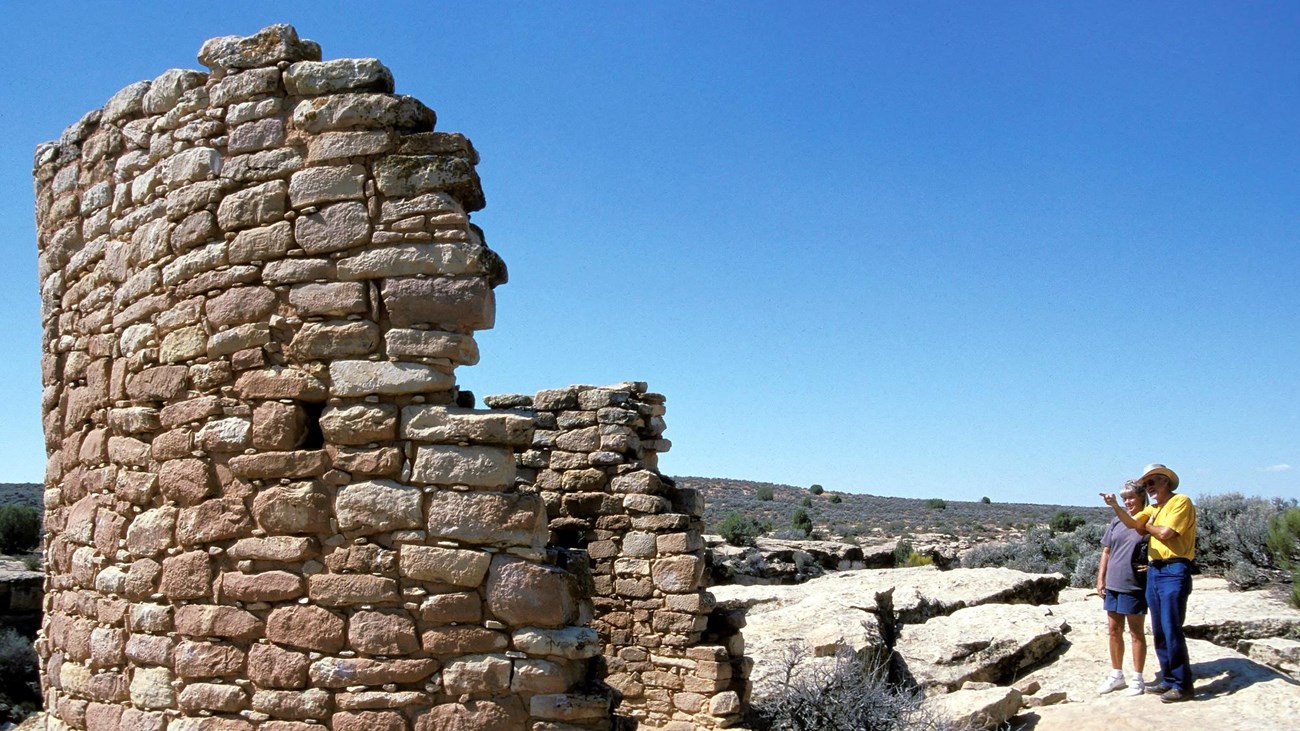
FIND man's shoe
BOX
[1145,681,1172,694]
[1160,688,1192,703]
[1125,675,1145,696]
[1096,672,1126,694]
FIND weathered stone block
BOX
[332,478,421,536]
[330,711,406,731]
[220,570,305,602]
[410,444,515,487]
[158,458,215,506]
[529,693,610,721]
[231,450,330,479]
[125,365,188,401]
[485,555,577,628]
[292,93,433,134]
[178,682,248,713]
[252,400,306,450]
[384,328,478,364]
[285,58,394,95]
[287,281,368,317]
[307,573,399,606]
[293,200,370,254]
[228,116,287,154]
[424,489,546,547]
[380,276,494,329]
[125,506,178,557]
[420,627,508,655]
[174,639,246,679]
[336,242,489,280]
[417,591,482,625]
[217,179,287,231]
[234,367,329,401]
[413,700,526,731]
[319,403,396,444]
[229,221,292,264]
[310,657,437,687]
[159,550,212,600]
[399,544,490,587]
[289,164,367,207]
[328,360,454,397]
[176,497,253,545]
[401,406,532,446]
[248,643,310,689]
[329,445,403,476]
[207,286,276,328]
[348,609,419,655]
[159,324,207,363]
[266,604,345,653]
[199,24,320,72]
[128,666,175,710]
[252,688,331,720]
[196,416,253,452]
[442,654,512,694]
[307,130,393,162]
[250,480,329,533]
[208,322,271,357]
[288,319,379,360]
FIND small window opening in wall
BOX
[299,401,325,450]
[551,527,588,551]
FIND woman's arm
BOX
[1096,546,1110,596]
[1100,493,1146,531]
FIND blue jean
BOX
[1146,559,1193,691]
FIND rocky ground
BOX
[712,567,1300,730]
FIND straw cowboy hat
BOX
[1136,463,1180,490]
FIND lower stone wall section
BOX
[487,384,749,730]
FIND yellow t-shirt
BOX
[1135,493,1196,561]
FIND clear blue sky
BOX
[2,2,1297,507]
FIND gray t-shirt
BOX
[1101,517,1147,593]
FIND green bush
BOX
[981,496,992,504]
[963,524,1106,587]
[1268,507,1300,608]
[757,486,775,502]
[791,508,814,537]
[924,498,946,510]
[1049,510,1085,534]
[0,627,39,724]
[0,504,40,555]
[800,496,813,508]
[1199,493,1296,588]
[809,484,825,495]
[719,512,767,547]
[829,494,843,504]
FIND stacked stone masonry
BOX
[485,385,749,730]
[32,24,619,731]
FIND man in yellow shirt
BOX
[1101,463,1196,702]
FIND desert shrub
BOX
[902,551,934,567]
[829,494,843,504]
[0,504,40,555]
[720,512,768,547]
[791,508,814,537]
[749,646,949,731]
[0,627,39,724]
[981,496,992,504]
[21,553,40,571]
[1071,549,1103,588]
[893,538,914,566]
[924,498,946,510]
[1267,507,1300,608]
[1049,510,1085,534]
[757,487,775,502]
[800,496,812,508]
[1197,493,1296,588]
[963,524,1106,586]
[810,484,825,495]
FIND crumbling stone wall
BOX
[486,385,749,730]
[33,25,609,731]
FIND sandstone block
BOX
[289,164,367,207]
[230,450,330,479]
[310,657,437,687]
[89,626,127,669]
[307,130,393,162]
[160,550,212,600]
[253,688,331,720]
[160,324,207,363]
[230,221,292,264]
[308,573,399,606]
[160,395,223,428]
[248,643,310,689]
[401,406,532,446]
[413,700,526,731]
[228,116,287,154]
[128,666,175,710]
[144,68,206,115]
[251,481,329,534]
[252,400,306,450]
[125,505,178,557]
[330,711,406,731]
[125,365,188,401]
[288,319,379,360]
[410,444,515,487]
[285,58,394,95]
[125,632,173,666]
[292,93,433,134]
[129,603,173,634]
[336,242,488,280]
[348,609,419,655]
[372,154,478,200]
[380,276,494,329]
[234,367,329,401]
[334,478,422,535]
[199,24,320,72]
[109,406,161,434]
[425,489,546,547]
[329,445,403,476]
[485,555,576,628]
[220,570,305,602]
[197,416,253,452]
[287,281,368,317]
[174,639,246,679]
[320,403,397,444]
[417,591,482,625]
[158,458,215,506]
[399,544,490,586]
[171,209,219,251]
[328,360,454,397]
[226,535,317,562]
[266,604,345,652]
[177,497,254,545]
[208,322,271,357]
[217,180,288,233]
[179,682,247,713]
[294,200,370,254]
[529,693,610,721]
[419,627,508,655]
[174,604,263,641]
[384,328,478,364]
[511,658,576,694]
[440,654,511,694]
[206,286,276,328]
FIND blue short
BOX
[1104,589,1148,615]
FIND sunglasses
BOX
[1141,477,1166,488]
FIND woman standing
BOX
[1095,481,1148,696]
[1102,463,1197,703]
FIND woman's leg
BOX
[1125,612,1146,673]
[1107,611,1125,669]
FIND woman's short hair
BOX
[1119,480,1149,509]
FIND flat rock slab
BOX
[1013,587,1300,730]
[897,603,1068,691]
[1184,577,1300,646]
[925,686,1024,731]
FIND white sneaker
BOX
[1096,671,1126,695]
[1125,674,1145,696]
